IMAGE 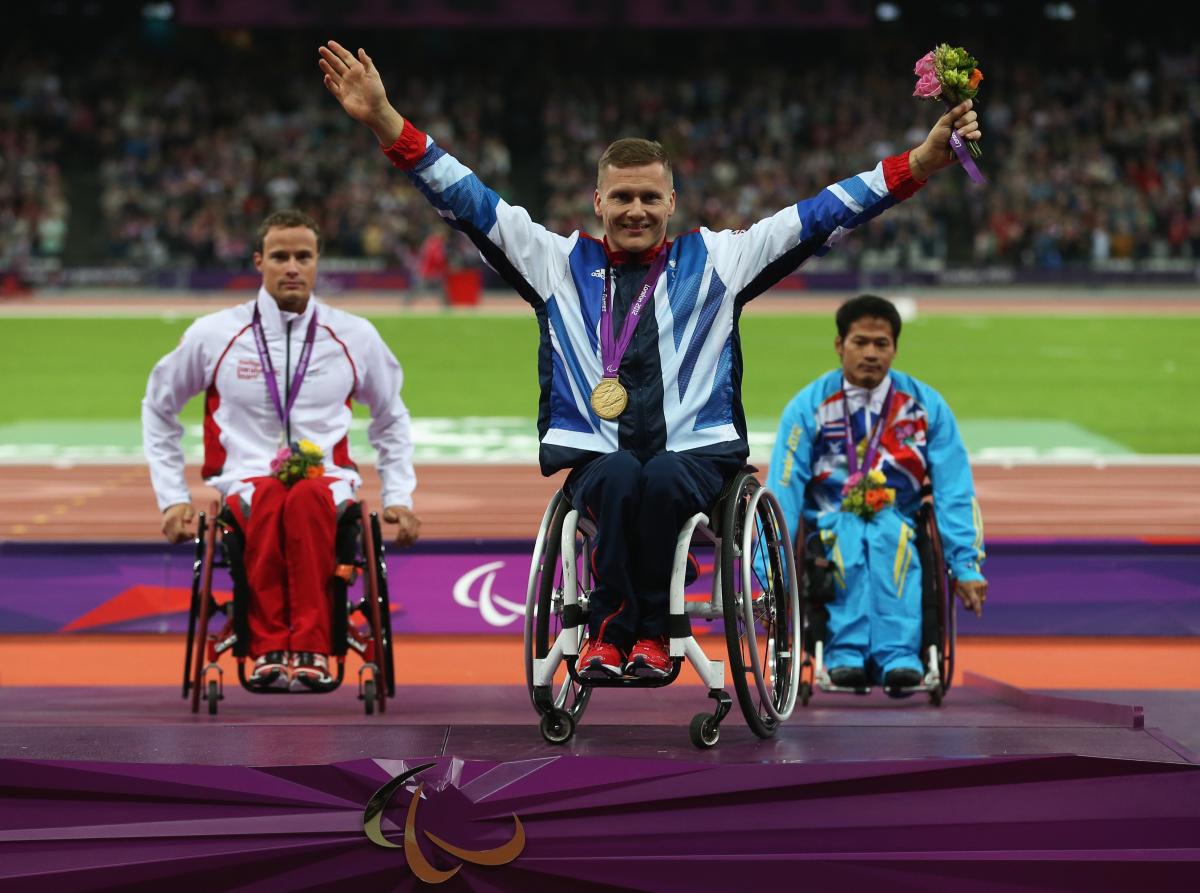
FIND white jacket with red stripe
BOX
[142,289,415,511]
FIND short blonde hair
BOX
[597,138,673,188]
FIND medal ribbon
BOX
[842,381,895,477]
[251,304,318,432]
[599,250,670,379]
[948,129,986,184]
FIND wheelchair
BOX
[523,467,801,749]
[795,489,955,707]
[182,499,396,716]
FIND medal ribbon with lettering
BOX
[590,250,670,420]
[251,304,318,437]
[843,381,895,476]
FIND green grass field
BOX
[2,314,1197,453]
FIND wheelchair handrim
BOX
[739,486,800,722]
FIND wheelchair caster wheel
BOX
[363,679,376,716]
[799,681,812,707]
[929,684,944,707]
[539,709,575,745]
[206,680,219,716]
[689,713,720,749]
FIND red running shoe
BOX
[576,640,625,679]
[625,636,672,678]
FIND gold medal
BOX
[590,377,628,420]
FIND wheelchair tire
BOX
[539,708,575,745]
[368,512,397,699]
[720,473,800,739]
[183,511,208,700]
[689,712,720,749]
[206,679,219,716]
[525,494,591,723]
[363,678,377,716]
[929,683,944,707]
[799,681,812,707]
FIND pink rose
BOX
[913,51,936,78]
[841,471,865,496]
[269,446,291,474]
[913,71,942,98]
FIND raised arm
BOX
[318,41,404,147]
[705,100,981,304]
[319,40,573,303]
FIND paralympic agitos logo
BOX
[363,763,526,884]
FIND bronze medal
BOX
[590,377,628,420]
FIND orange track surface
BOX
[2,634,1197,690]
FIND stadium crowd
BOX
[5,32,1198,280]
[0,61,71,274]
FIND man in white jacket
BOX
[142,210,420,691]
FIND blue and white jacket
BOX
[767,369,985,582]
[385,120,926,476]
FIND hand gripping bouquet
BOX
[270,439,325,486]
[914,44,985,181]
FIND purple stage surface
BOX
[1,682,1198,890]
[2,538,1198,636]
[1,753,1198,891]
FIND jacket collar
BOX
[601,236,671,266]
[255,287,318,333]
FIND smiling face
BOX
[835,316,897,389]
[254,225,319,312]
[593,162,676,255]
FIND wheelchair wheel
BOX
[190,504,221,715]
[689,712,720,749]
[358,503,388,715]
[206,679,219,716]
[720,472,801,739]
[363,678,377,716]
[369,512,397,699]
[183,511,209,700]
[524,492,591,723]
[539,708,575,745]
[918,499,955,699]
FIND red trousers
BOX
[226,476,339,657]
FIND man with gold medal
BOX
[319,40,981,679]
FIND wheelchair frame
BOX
[182,498,395,716]
[524,468,801,748]
[796,495,956,707]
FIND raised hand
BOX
[910,99,981,179]
[318,40,404,145]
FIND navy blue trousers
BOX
[564,450,734,652]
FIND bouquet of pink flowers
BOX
[270,439,325,486]
[914,44,984,158]
[841,470,897,522]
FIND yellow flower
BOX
[867,470,887,486]
[297,439,323,458]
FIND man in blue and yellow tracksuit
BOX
[319,41,983,680]
[768,295,987,692]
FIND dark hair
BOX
[255,210,323,253]
[597,138,673,187]
[836,294,901,343]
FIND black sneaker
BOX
[289,652,335,692]
[828,665,868,689]
[883,667,923,697]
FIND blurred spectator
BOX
[5,26,1198,277]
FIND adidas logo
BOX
[591,268,605,279]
